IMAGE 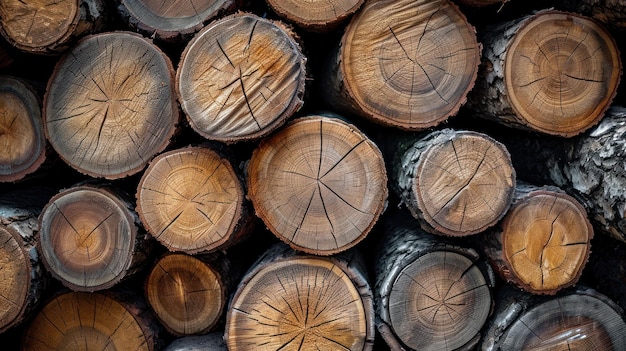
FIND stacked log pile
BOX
[0,0,626,350]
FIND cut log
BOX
[116,0,237,42]
[22,290,160,351]
[247,115,387,255]
[225,242,375,351]
[136,144,253,254]
[556,0,626,32]
[38,182,152,292]
[466,9,622,137]
[145,252,237,336]
[0,0,107,55]
[479,182,593,295]
[320,0,481,130]
[0,76,47,182]
[265,0,364,32]
[392,128,515,237]
[164,332,226,351]
[176,12,306,143]
[481,285,626,350]
[375,209,494,351]
[44,31,179,179]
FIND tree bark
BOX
[0,0,108,55]
[43,31,179,179]
[116,0,237,42]
[38,182,152,292]
[0,76,47,182]
[164,332,227,351]
[375,209,495,351]
[225,242,375,351]
[22,289,161,351]
[556,0,626,32]
[392,128,515,237]
[145,252,238,336]
[481,285,626,351]
[479,182,593,295]
[247,114,388,255]
[136,144,254,254]
[320,0,481,131]
[465,9,622,137]
[176,12,306,143]
[265,0,364,32]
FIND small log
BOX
[22,290,161,351]
[466,9,622,137]
[145,252,238,336]
[0,76,46,182]
[265,0,364,32]
[247,115,387,255]
[164,332,226,351]
[556,0,626,32]
[479,182,593,295]
[393,128,515,237]
[44,31,179,179]
[176,12,306,143]
[481,285,626,350]
[136,144,253,254]
[375,209,495,351]
[320,0,481,130]
[225,242,375,350]
[0,0,107,55]
[38,182,152,292]
[116,0,237,42]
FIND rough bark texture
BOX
[375,209,495,351]
[265,0,365,32]
[466,9,622,137]
[557,0,626,32]
[164,332,227,351]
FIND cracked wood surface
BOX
[265,0,364,32]
[321,0,481,130]
[247,115,387,255]
[176,12,306,143]
[43,31,178,179]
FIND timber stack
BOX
[0,0,626,350]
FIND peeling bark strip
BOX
[394,128,515,236]
[0,76,46,182]
[117,0,237,42]
[0,0,107,55]
[265,0,365,32]
[44,31,178,179]
[375,210,494,351]
[136,145,253,254]
[467,10,622,137]
[22,290,159,351]
[164,332,226,351]
[481,286,626,350]
[38,183,151,292]
[247,115,387,255]
[145,253,236,336]
[480,183,593,295]
[176,12,306,143]
[320,0,481,130]
[225,243,375,351]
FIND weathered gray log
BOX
[164,332,227,351]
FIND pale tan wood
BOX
[44,31,178,179]
[176,12,306,142]
[321,0,481,130]
[265,0,364,32]
[136,145,252,254]
[247,115,387,255]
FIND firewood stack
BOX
[1,0,626,350]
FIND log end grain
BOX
[266,0,365,32]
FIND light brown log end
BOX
[0,226,32,332]
[266,0,364,32]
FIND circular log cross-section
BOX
[22,291,157,351]
[0,0,106,54]
[44,31,178,179]
[137,146,250,254]
[265,0,364,32]
[145,254,226,336]
[38,185,141,291]
[396,129,515,236]
[322,0,481,130]
[0,76,46,182]
[177,13,306,143]
[118,0,236,42]
[247,116,387,255]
